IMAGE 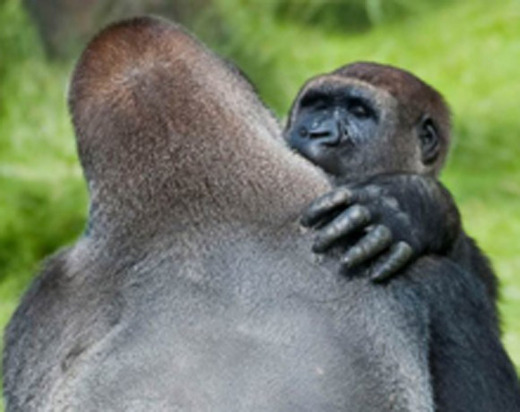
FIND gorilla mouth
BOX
[287,126,354,160]
[312,131,343,147]
[313,130,355,150]
[288,131,354,171]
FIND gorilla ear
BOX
[419,116,440,165]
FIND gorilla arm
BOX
[300,174,498,305]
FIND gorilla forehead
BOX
[289,75,399,125]
[299,75,395,103]
[333,62,451,135]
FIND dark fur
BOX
[3,18,519,412]
[321,63,499,304]
[285,62,499,304]
[285,63,519,410]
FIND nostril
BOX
[309,119,337,139]
[309,129,332,138]
[307,119,343,146]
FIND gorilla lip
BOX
[316,132,343,147]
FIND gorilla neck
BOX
[83,116,329,245]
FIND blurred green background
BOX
[1,0,519,407]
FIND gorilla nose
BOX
[308,119,342,146]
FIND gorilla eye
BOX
[348,100,370,118]
[420,118,440,164]
[312,100,328,111]
[300,94,329,111]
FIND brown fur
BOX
[69,17,329,242]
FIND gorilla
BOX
[3,17,520,412]
[284,62,520,407]
[285,63,496,291]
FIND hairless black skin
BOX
[284,62,497,305]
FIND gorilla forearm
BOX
[395,176,499,306]
[402,178,499,308]
[448,233,499,311]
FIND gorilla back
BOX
[3,17,515,412]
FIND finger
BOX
[340,225,392,270]
[313,205,371,253]
[301,187,356,227]
[371,241,414,283]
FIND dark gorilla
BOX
[285,63,496,288]
[3,18,520,412]
[284,62,520,409]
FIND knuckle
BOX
[330,192,351,209]
[308,199,325,215]
[374,225,392,241]
[349,204,371,222]
[365,185,381,197]
[320,187,351,208]
[397,241,412,252]
[335,186,352,200]
[396,241,413,258]
[348,245,363,259]
[382,196,399,211]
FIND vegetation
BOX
[1,0,519,407]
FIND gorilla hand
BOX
[301,174,461,282]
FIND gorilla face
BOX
[284,76,444,181]
[284,83,383,177]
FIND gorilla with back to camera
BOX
[3,17,520,412]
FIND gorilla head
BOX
[284,62,451,181]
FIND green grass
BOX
[1,0,519,408]
[0,2,87,406]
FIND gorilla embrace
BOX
[3,17,520,412]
